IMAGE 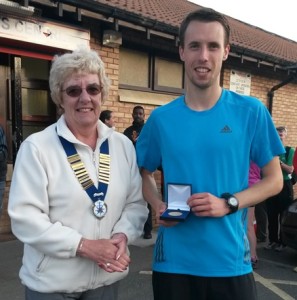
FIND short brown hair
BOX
[179,8,230,48]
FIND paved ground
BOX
[0,231,156,300]
[2,231,297,299]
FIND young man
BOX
[136,8,284,300]
[124,106,153,239]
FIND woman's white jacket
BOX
[8,115,148,293]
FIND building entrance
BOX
[0,54,56,162]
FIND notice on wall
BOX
[230,70,251,95]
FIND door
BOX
[10,55,56,161]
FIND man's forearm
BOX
[235,157,283,209]
[140,168,163,211]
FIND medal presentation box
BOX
[160,183,191,222]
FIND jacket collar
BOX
[56,115,114,146]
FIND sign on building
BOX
[230,70,251,96]
[0,16,90,50]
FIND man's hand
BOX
[187,192,229,217]
[155,201,179,227]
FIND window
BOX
[21,58,49,80]
[21,81,52,120]
[119,48,150,90]
[119,48,184,94]
[154,57,183,93]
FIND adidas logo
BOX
[220,125,232,133]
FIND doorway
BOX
[8,55,56,161]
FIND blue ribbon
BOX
[58,135,109,203]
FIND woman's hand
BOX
[99,233,130,273]
[78,238,127,272]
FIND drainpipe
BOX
[267,74,296,115]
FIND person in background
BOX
[254,200,268,243]
[124,106,153,239]
[8,47,148,300]
[100,109,116,129]
[248,161,262,269]
[0,124,7,220]
[265,126,294,252]
[288,139,297,273]
[293,145,297,178]
[136,8,284,300]
[123,106,145,145]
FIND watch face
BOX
[221,193,238,214]
[229,197,238,207]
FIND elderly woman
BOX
[8,47,148,300]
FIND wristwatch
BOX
[221,193,239,215]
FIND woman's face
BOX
[105,112,116,128]
[61,73,102,132]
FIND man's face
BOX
[277,130,287,143]
[179,20,230,90]
[132,108,145,124]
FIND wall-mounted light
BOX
[102,30,122,48]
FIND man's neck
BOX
[184,86,223,111]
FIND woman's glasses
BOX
[62,84,102,98]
